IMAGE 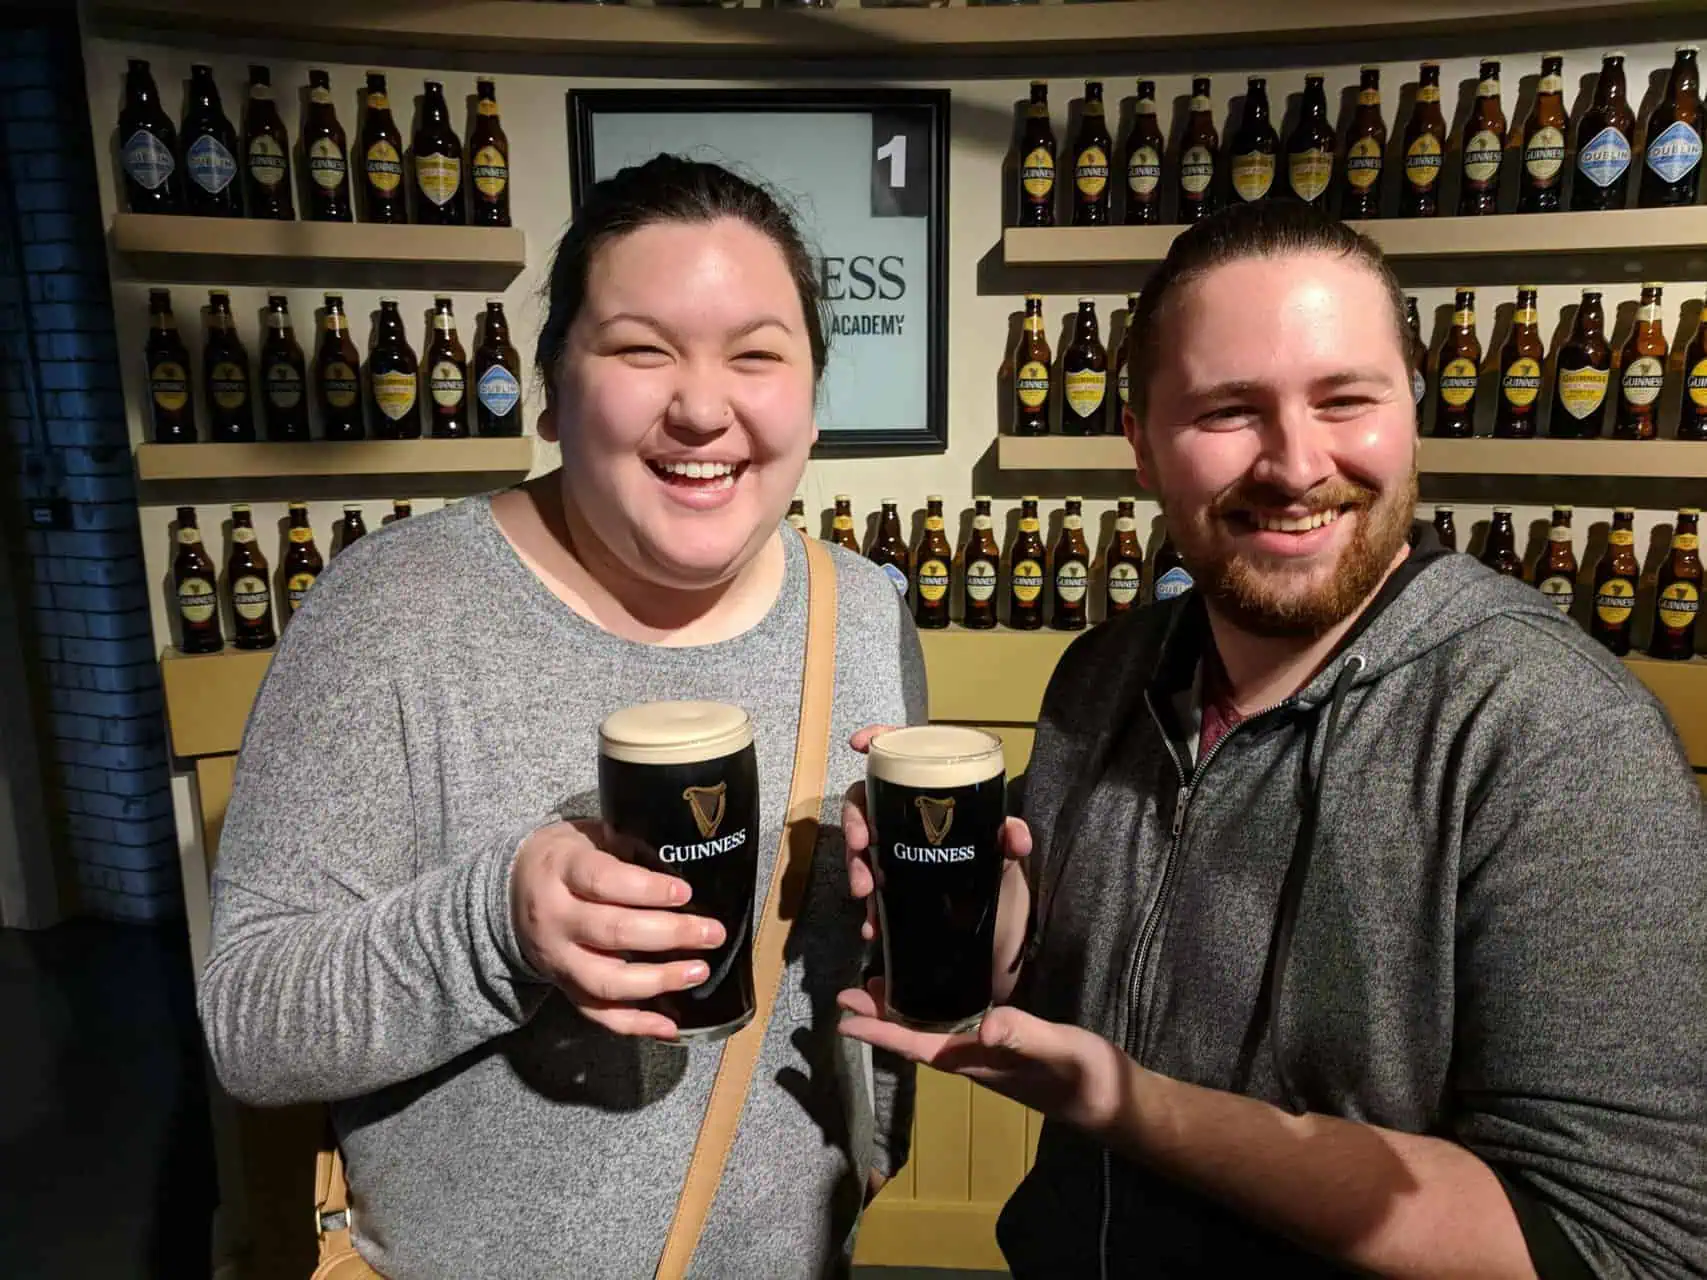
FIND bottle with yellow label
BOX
[317,293,365,441]
[1590,507,1642,656]
[1228,76,1278,206]
[1177,76,1219,225]
[1061,299,1108,436]
[469,78,511,228]
[227,503,276,650]
[829,495,860,554]
[1493,286,1543,439]
[302,68,351,223]
[1340,67,1387,220]
[146,288,196,443]
[1012,294,1053,437]
[1614,283,1667,441]
[368,297,421,439]
[912,496,953,630]
[1679,300,1707,441]
[1016,81,1057,228]
[960,496,1001,630]
[1531,505,1578,616]
[203,289,255,442]
[1007,497,1047,630]
[1649,509,1702,660]
[1103,497,1144,620]
[1071,80,1112,227]
[1286,73,1336,212]
[173,506,222,654]
[1432,288,1481,438]
[1548,290,1610,439]
[1458,60,1507,216]
[282,502,325,618]
[1050,497,1091,632]
[1518,54,1568,213]
[1121,79,1164,226]
[413,79,465,226]
[359,71,407,224]
[1399,62,1447,218]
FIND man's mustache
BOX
[1211,479,1379,518]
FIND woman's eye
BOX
[734,350,782,364]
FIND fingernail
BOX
[687,963,709,983]
[671,882,690,905]
[702,922,724,946]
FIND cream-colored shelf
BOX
[135,437,535,483]
[160,646,274,758]
[998,435,1133,472]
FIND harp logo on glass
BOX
[893,794,976,864]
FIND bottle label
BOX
[473,145,508,198]
[1452,306,1475,328]
[1687,358,1707,408]
[1645,120,1703,185]
[1064,369,1106,417]
[1621,356,1664,407]
[1016,361,1051,410]
[917,559,950,602]
[1359,88,1380,107]
[1023,314,1044,335]
[1022,148,1055,198]
[1012,559,1044,603]
[288,526,314,544]
[1019,517,1040,533]
[1289,148,1332,202]
[1230,151,1274,202]
[177,577,216,624]
[123,129,175,190]
[880,563,908,595]
[1063,514,1083,530]
[265,363,303,409]
[417,153,461,205]
[1118,362,1130,406]
[924,515,945,532]
[308,138,347,189]
[367,90,390,111]
[1136,97,1157,116]
[1127,145,1161,197]
[1657,581,1701,630]
[1514,305,1538,328]
[1548,524,1571,543]
[1438,357,1479,407]
[1055,561,1088,604]
[232,526,256,544]
[365,140,403,193]
[187,134,237,194]
[309,86,333,106]
[478,99,500,118]
[1477,77,1501,99]
[1675,533,1700,552]
[1075,146,1109,198]
[1404,133,1443,188]
[232,575,271,621]
[832,515,854,532]
[1502,357,1541,407]
[1154,565,1194,601]
[1538,74,1564,95]
[150,361,189,411]
[1115,516,1137,533]
[248,134,287,188]
[786,513,807,532]
[1026,102,1049,120]
[1462,130,1503,185]
[1577,127,1632,188]
[1557,365,1609,418]
[1595,577,1635,625]
[287,571,317,612]
[1538,576,1575,613]
[373,369,418,420]
[1107,561,1141,607]
[965,558,998,603]
[210,361,248,410]
[250,84,273,102]
[477,364,521,417]
[1610,528,1636,547]
[1190,95,1212,112]
[267,309,290,330]
[322,361,359,408]
[1639,301,1662,324]
[434,312,456,333]
[1180,146,1215,195]
[1524,126,1566,183]
[1344,137,1383,190]
[1411,368,1426,407]
[428,361,465,408]
[1418,85,1441,104]
[972,514,993,531]
[176,527,200,545]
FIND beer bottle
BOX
[1406,296,1426,418]
[1493,286,1543,439]
[1007,496,1046,630]
[414,80,465,226]
[425,297,470,439]
[913,495,953,629]
[260,294,309,442]
[1177,77,1219,224]
[469,78,511,228]
[1591,508,1642,655]
[1532,505,1579,615]
[226,503,276,651]
[1648,508,1702,660]
[1679,300,1707,442]
[1638,47,1703,209]
[1571,54,1636,212]
[1340,67,1387,220]
[242,65,294,220]
[1012,294,1052,437]
[960,496,1000,630]
[1399,62,1447,217]
[1479,507,1523,578]
[1152,534,1194,602]
[1050,497,1091,631]
[173,506,222,654]
[1433,505,1458,551]
[1121,79,1164,225]
[316,293,364,442]
[1071,81,1113,226]
[1549,290,1612,439]
[1061,299,1108,436]
[786,497,808,533]
[1614,283,1667,441]
[867,499,911,598]
[119,59,181,214]
[359,72,407,224]
[1433,288,1481,439]
[336,504,368,556]
[1017,81,1057,228]
[282,502,324,617]
[391,498,413,523]
[145,289,195,444]
[473,299,523,437]
[1458,60,1507,216]
[1286,72,1336,212]
[302,69,352,222]
[1114,292,1139,424]
[368,297,421,439]
[1228,76,1278,206]
[203,290,254,443]
[1104,497,1144,619]
[829,495,860,554]
[1517,54,1568,213]
[181,64,241,218]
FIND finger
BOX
[1001,817,1034,861]
[578,1000,682,1041]
[837,986,881,1017]
[566,847,691,908]
[842,780,872,856]
[560,949,712,1004]
[976,1006,1059,1060]
[849,724,900,754]
[836,1014,962,1064]
[572,902,725,953]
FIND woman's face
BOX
[541,216,818,591]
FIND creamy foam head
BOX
[599,701,752,766]
[868,725,1004,789]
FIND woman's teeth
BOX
[653,460,738,489]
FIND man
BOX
[840,202,1706,1277]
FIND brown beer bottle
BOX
[1649,508,1703,659]
[336,504,367,556]
[1399,62,1448,217]
[173,506,222,654]
[260,294,309,442]
[1017,81,1057,227]
[1572,53,1636,212]
[1614,283,1667,440]
[1549,290,1611,439]
[1532,505,1579,615]
[425,296,470,439]
[1007,497,1047,630]
[469,78,511,228]
[1590,508,1642,655]
[203,289,255,443]
[1050,497,1091,631]
[1286,72,1336,211]
[1114,292,1138,424]
[368,297,421,439]
[316,293,364,441]
[227,503,276,650]
[1479,507,1523,578]
[913,496,953,630]
[1517,54,1568,213]
[1228,76,1278,206]
[1493,286,1543,439]
[1433,505,1458,551]
[391,499,413,523]
[242,65,294,220]
[1433,288,1481,438]
[1152,534,1193,602]
[181,64,241,218]
[1679,300,1707,442]
[283,502,324,617]
[1104,497,1144,619]
[1071,81,1113,226]
[786,497,808,534]
[1638,47,1703,209]
[302,69,352,222]
[1122,79,1164,225]
[1406,296,1426,418]
[1458,60,1507,216]
[1340,67,1387,220]
[359,72,407,223]
[960,496,1001,630]
[413,80,465,226]
[867,499,911,599]
[119,59,181,215]
[1012,294,1052,436]
[829,495,860,553]
[474,299,522,437]
[1061,299,1108,436]
[1177,77,1219,224]
[146,289,195,444]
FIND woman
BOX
[199,156,924,1278]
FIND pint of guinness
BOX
[598,701,761,1040]
[867,726,1007,1032]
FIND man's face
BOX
[1128,251,1419,638]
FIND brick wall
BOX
[1,17,179,923]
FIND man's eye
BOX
[1200,406,1253,424]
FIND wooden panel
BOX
[1625,655,1707,768]
[911,1066,972,1204]
[919,627,1075,724]
[136,438,536,483]
[853,1200,1006,1271]
[968,1088,1030,1205]
[194,754,237,878]
[160,647,274,758]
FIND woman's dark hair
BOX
[536,155,829,397]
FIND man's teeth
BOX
[1251,508,1341,533]
[656,460,737,481]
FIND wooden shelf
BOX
[998,435,1133,472]
[134,438,537,504]
[110,213,527,291]
[160,647,274,759]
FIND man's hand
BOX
[511,820,725,1040]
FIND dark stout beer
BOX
[1614,283,1667,440]
[1518,54,1568,213]
[1399,62,1447,218]
[1480,507,1523,578]
[1341,67,1386,220]
[227,503,276,651]
[1591,508,1641,655]
[1550,290,1611,438]
[1433,288,1481,438]
[1286,72,1335,211]
[146,289,195,444]
[1493,286,1543,439]
[1573,54,1635,211]
[1458,60,1507,216]
[913,496,952,630]
[960,496,1000,630]
[1532,505,1578,615]
[1017,81,1056,227]
[1229,76,1278,206]
[181,64,240,218]
[1177,77,1219,224]
[1071,80,1112,226]
[1122,80,1164,225]
[1649,509,1702,660]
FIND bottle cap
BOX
[231,502,250,513]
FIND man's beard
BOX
[1163,467,1418,639]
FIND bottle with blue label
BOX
[868,500,912,601]
[119,59,181,214]
[180,64,240,218]
[1639,46,1702,208]
[1570,54,1635,212]
[474,299,522,437]
[1152,535,1194,603]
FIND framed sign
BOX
[570,89,949,457]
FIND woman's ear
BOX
[536,405,558,444]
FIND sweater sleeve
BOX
[1454,700,1707,1279]
[197,567,551,1107]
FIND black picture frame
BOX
[569,87,950,458]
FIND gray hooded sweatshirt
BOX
[1000,525,1707,1279]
